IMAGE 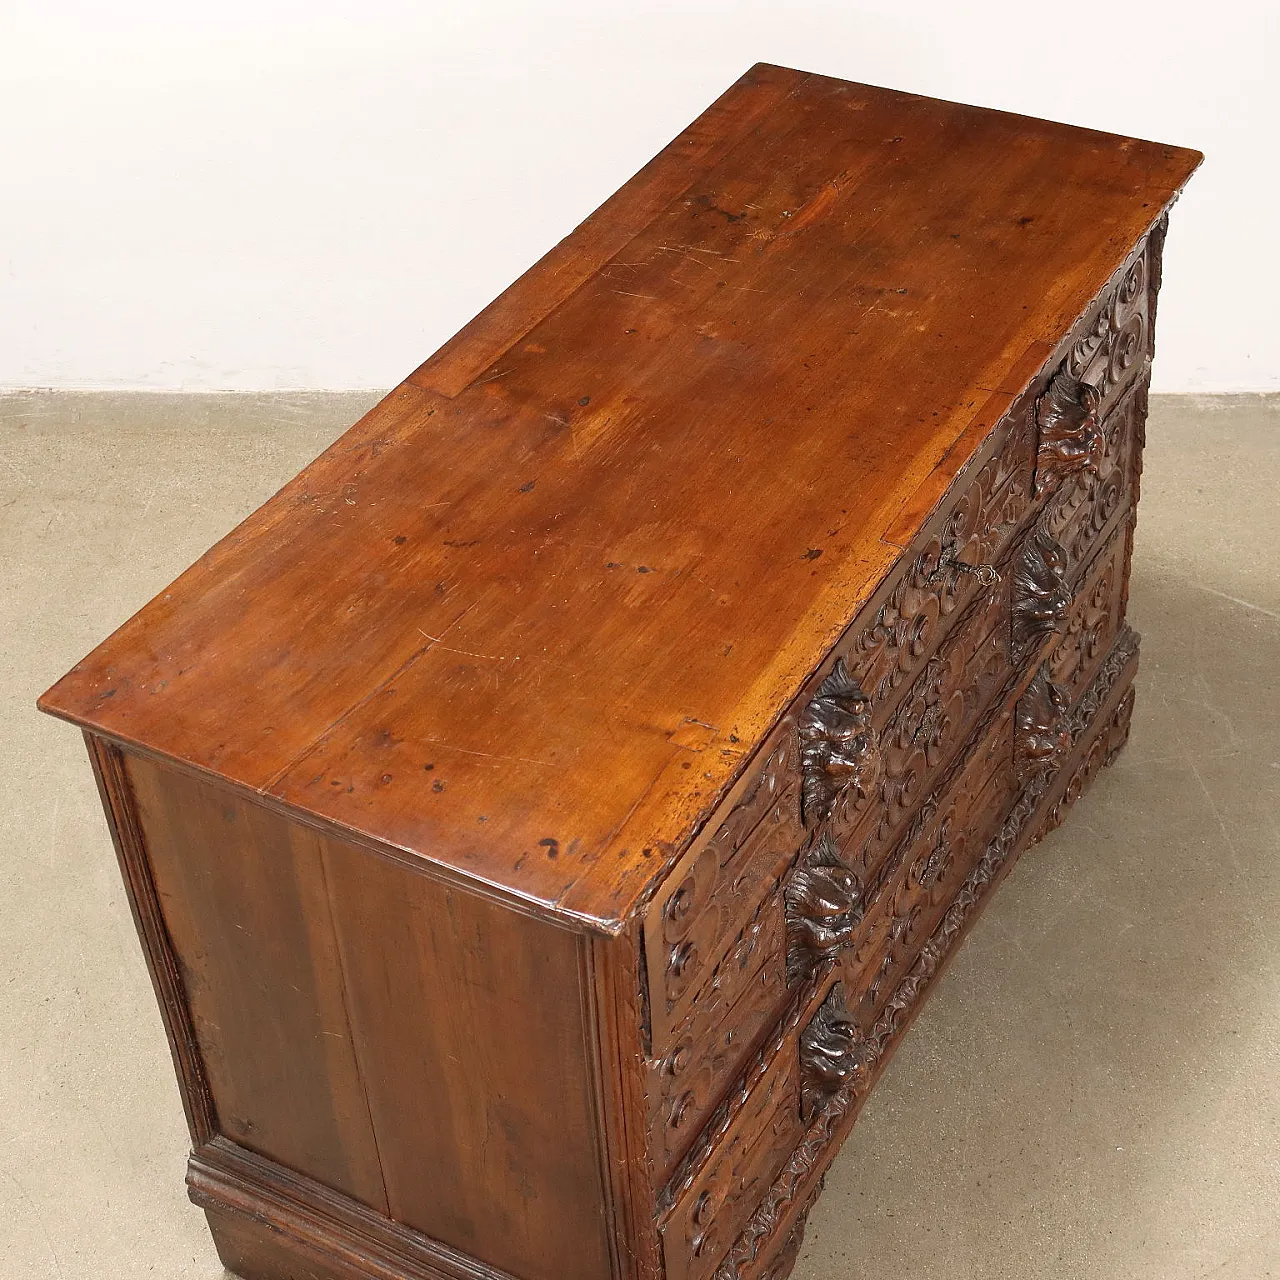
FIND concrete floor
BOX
[2,390,1277,1279]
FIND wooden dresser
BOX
[39,65,1200,1280]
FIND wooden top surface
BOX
[40,65,1201,932]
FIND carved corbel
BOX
[1016,664,1072,782]
[1011,526,1071,652]
[1033,367,1105,497]
[784,832,863,986]
[799,982,867,1121]
[797,659,881,828]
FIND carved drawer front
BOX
[660,974,874,1280]
[843,414,1032,723]
[1060,237,1156,425]
[841,703,1015,1030]
[645,575,1012,1176]
[1044,514,1132,708]
[1033,633,1140,844]
[659,999,807,1280]
[1027,231,1157,528]
[1041,374,1147,580]
[643,402,1037,1051]
[826,578,1010,880]
[650,760,805,1051]
[647,900,789,1181]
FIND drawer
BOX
[1033,634,1140,844]
[644,409,1036,1052]
[646,902,789,1181]
[660,975,860,1280]
[1045,515,1132,706]
[827,578,1010,874]
[644,581,1011,1177]
[1061,239,1155,424]
[842,703,1015,1029]
[659,1005,802,1280]
[1027,235,1154,516]
[1041,376,1146,579]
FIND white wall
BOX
[0,0,1273,393]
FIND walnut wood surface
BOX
[38,64,1200,933]
[38,63,1198,1280]
[116,749,614,1280]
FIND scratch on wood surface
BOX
[613,290,658,300]
[415,630,509,662]
[422,740,559,769]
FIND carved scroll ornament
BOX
[1012,525,1071,652]
[799,982,866,1121]
[1034,367,1105,497]
[797,659,881,828]
[783,832,863,986]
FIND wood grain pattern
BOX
[122,750,613,1280]
[191,1138,520,1280]
[39,66,1201,934]
[35,64,1198,1280]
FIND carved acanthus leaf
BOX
[797,659,881,828]
[1011,525,1071,652]
[1016,664,1072,782]
[799,983,867,1121]
[783,832,863,986]
[1034,366,1104,498]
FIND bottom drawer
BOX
[842,701,1015,1027]
[659,996,807,1280]
[1032,638,1139,844]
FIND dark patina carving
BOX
[1034,367,1105,497]
[783,832,863,986]
[1016,664,1072,781]
[799,982,866,1121]
[797,659,881,828]
[1012,525,1071,651]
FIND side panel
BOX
[320,838,613,1280]
[124,750,390,1208]
[114,746,613,1280]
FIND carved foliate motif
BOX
[1041,520,1131,715]
[1033,368,1104,498]
[1011,525,1071,652]
[1016,665,1072,782]
[1065,247,1151,405]
[797,660,881,828]
[783,832,863,986]
[830,600,1007,878]
[799,983,866,1121]
[1034,685,1136,842]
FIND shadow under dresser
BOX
[38,62,1200,1280]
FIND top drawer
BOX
[644,405,1034,1053]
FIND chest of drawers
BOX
[39,64,1200,1280]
